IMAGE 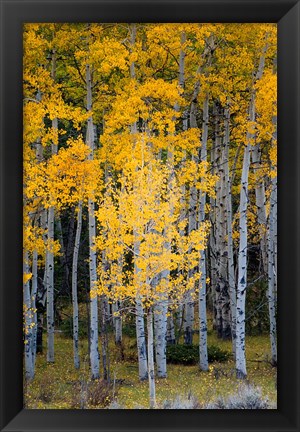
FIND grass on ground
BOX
[24,329,277,409]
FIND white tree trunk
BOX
[147,307,156,409]
[252,143,268,274]
[134,239,148,381]
[24,251,34,380]
[86,62,100,379]
[88,197,99,379]
[209,134,218,332]
[112,301,122,345]
[184,177,197,345]
[216,103,232,340]
[236,94,255,379]
[46,51,59,363]
[72,201,82,369]
[46,204,55,363]
[31,249,38,369]
[236,47,268,378]
[224,106,237,357]
[198,94,209,371]
[100,295,109,380]
[154,284,168,378]
[268,174,277,366]
[268,113,277,366]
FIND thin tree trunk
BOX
[209,126,218,332]
[86,60,100,379]
[100,295,109,380]
[24,251,34,380]
[56,216,70,293]
[147,307,156,409]
[46,204,55,363]
[46,50,59,363]
[215,103,231,340]
[72,201,82,369]
[154,287,167,378]
[112,300,122,345]
[214,103,224,339]
[236,46,268,378]
[34,117,45,357]
[224,106,237,358]
[175,31,188,342]
[31,249,38,369]
[251,47,268,275]
[268,174,277,366]
[268,113,277,366]
[198,94,209,371]
[236,94,255,379]
[252,144,268,274]
[166,313,176,345]
[134,239,148,381]
[184,176,196,345]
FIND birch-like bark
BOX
[112,252,123,345]
[31,129,41,364]
[112,300,122,345]
[31,249,38,369]
[214,103,231,340]
[198,94,209,371]
[24,251,34,380]
[86,60,100,379]
[236,47,268,378]
[100,295,109,380]
[236,94,255,379]
[176,30,188,342]
[134,240,148,381]
[101,166,110,379]
[268,114,277,365]
[154,282,167,378]
[252,144,268,274]
[184,45,198,344]
[72,201,82,369]
[33,120,46,355]
[147,307,156,409]
[224,106,237,357]
[46,51,58,363]
[268,174,277,366]
[46,203,55,363]
[184,176,196,345]
[251,48,268,274]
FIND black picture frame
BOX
[0,1,299,431]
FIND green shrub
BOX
[122,323,136,338]
[208,345,230,362]
[166,344,230,365]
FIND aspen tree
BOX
[130,23,148,381]
[85,59,100,379]
[236,44,268,378]
[198,94,209,371]
[72,201,82,369]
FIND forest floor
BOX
[24,326,277,409]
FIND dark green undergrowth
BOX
[166,344,230,365]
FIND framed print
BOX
[0,0,299,431]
